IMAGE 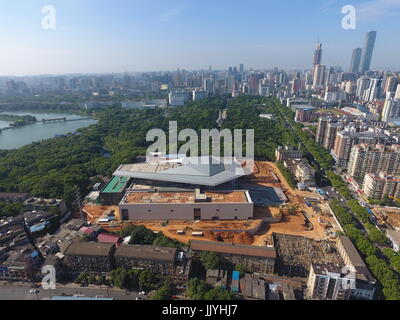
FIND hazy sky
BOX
[0,0,399,76]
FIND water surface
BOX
[0,111,97,150]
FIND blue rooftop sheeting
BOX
[30,222,49,233]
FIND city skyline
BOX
[0,0,400,76]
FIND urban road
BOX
[0,282,143,300]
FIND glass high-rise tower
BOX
[359,31,377,73]
[349,48,362,73]
[312,42,323,68]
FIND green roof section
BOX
[102,176,130,193]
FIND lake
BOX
[0,111,97,150]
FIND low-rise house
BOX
[0,192,30,203]
[240,274,267,300]
[0,216,29,251]
[36,223,82,257]
[268,284,281,300]
[0,246,38,281]
[258,274,306,300]
[65,219,87,231]
[0,215,24,231]
[206,269,228,288]
[43,254,64,275]
[24,197,68,216]
[24,211,60,238]
[97,233,122,247]
[79,227,98,240]
[282,283,297,300]
[23,211,58,227]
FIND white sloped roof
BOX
[113,156,252,186]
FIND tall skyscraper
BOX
[239,64,244,74]
[359,31,377,73]
[349,48,362,73]
[313,42,323,66]
[313,64,326,88]
[312,42,323,76]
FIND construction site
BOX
[80,161,341,246]
[371,206,400,229]
[272,233,344,278]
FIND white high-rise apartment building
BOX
[382,98,400,123]
[313,64,326,89]
[347,144,400,186]
[363,78,383,102]
[396,84,400,99]
[356,77,370,99]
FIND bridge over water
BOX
[41,117,92,124]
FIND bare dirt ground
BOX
[372,206,400,228]
[252,202,337,246]
[96,219,263,245]
[83,205,120,222]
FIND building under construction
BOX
[273,233,343,278]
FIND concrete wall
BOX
[120,202,254,221]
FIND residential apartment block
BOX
[275,146,303,162]
[306,264,356,300]
[307,236,376,300]
[114,245,177,276]
[64,242,116,272]
[336,236,376,299]
[347,144,400,185]
[283,158,316,189]
[190,240,276,274]
[363,173,400,200]
[332,130,391,168]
